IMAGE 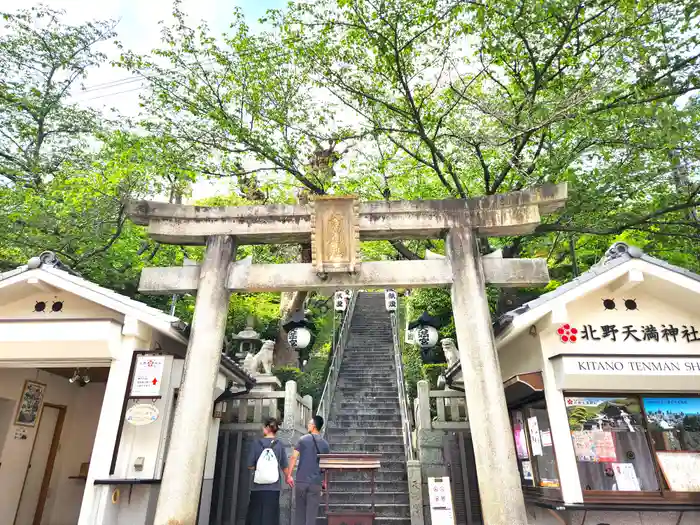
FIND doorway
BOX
[14,404,66,525]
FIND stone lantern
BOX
[231,316,262,362]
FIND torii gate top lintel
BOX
[127,183,567,246]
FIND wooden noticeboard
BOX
[656,451,700,492]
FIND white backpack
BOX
[254,440,280,484]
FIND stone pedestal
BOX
[251,374,281,392]
[252,374,282,422]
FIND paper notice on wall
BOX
[130,355,166,397]
[528,417,543,456]
[541,430,553,447]
[571,430,617,462]
[521,460,534,481]
[613,463,641,491]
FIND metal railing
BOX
[316,291,358,431]
[390,306,416,461]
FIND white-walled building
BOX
[0,252,253,525]
[447,242,700,525]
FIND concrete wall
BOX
[0,287,121,323]
[499,332,543,381]
[527,506,700,525]
[0,368,105,525]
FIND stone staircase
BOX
[321,292,411,525]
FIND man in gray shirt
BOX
[288,415,330,525]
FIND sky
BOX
[1,0,285,114]
[0,0,287,199]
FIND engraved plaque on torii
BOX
[310,196,360,274]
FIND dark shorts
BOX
[246,490,280,525]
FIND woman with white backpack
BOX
[246,417,293,525]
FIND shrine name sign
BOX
[562,356,700,376]
[556,323,700,344]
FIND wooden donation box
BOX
[320,453,382,525]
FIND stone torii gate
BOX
[128,183,567,525]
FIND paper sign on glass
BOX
[612,463,641,491]
[521,460,534,481]
[528,417,543,456]
[512,411,529,459]
[571,430,616,462]
[541,430,553,447]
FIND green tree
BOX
[0,6,115,187]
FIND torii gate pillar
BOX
[448,226,527,524]
[153,235,235,525]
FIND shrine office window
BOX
[564,395,700,498]
[509,400,560,492]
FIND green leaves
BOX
[0,5,115,188]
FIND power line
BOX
[76,84,145,102]
[74,50,293,103]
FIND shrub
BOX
[403,344,424,401]
[423,364,448,389]
[272,366,302,386]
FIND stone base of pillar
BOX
[251,374,281,392]
[407,460,424,525]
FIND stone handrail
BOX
[390,307,416,461]
[414,380,469,431]
[316,291,358,433]
[221,380,312,434]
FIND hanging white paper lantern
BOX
[414,325,439,349]
[334,290,347,312]
[384,289,398,311]
[287,326,312,349]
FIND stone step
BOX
[317,516,411,525]
[328,480,406,493]
[339,402,399,410]
[338,374,396,380]
[318,503,410,518]
[326,427,402,437]
[336,384,398,391]
[335,408,399,416]
[336,390,399,396]
[326,434,403,443]
[325,491,410,505]
[332,470,407,482]
[341,362,395,367]
[338,378,397,382]
[330,451,407,463]
[342,357,393,362]
[337,394,398,401]
[326,443,405,453]
[327,422,403,431]
[344,347,392,352]
[332,415,402,424]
